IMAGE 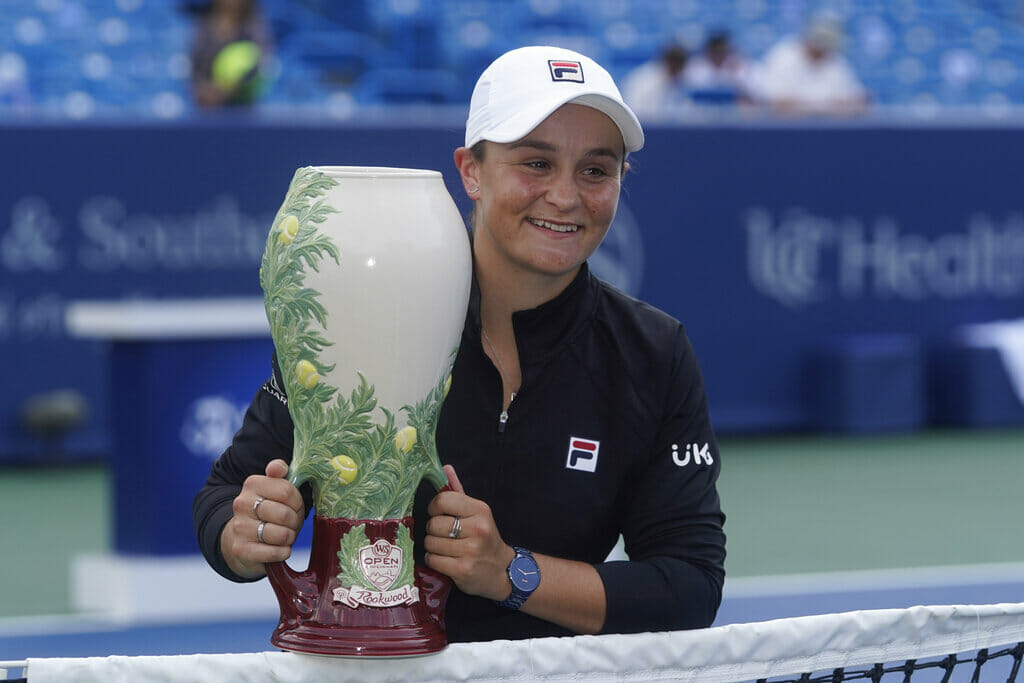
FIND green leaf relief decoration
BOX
[337,525,371,589]
[260,166,452,524]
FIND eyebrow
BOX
[506,139,623,162]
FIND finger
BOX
[242,473,304,513]
[250,497,304,531]
[233,516,298,550]
[444,464,465,493]
[423,535,461,560]
[224,519,294,565]
[265,459,290,479]
[255,519,299,548]
[244,544,292,565]
[252,494,266,520]
[426,489,466,517]
[426,514,463,539]
[233,488,303,527]
[235,540,292,565]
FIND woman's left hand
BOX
[424,465,515,601]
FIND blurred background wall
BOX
[2,0,1023,466]
[2,0,1024,647]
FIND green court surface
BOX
[718,428,1024,578]
[2,464,110,618]
[2,428,1022,618]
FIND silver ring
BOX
[257,520,267,544]
[253,496,265,520]
[447,516,462,539]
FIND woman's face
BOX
[464,103,625,285]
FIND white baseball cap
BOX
[465,45,644,153]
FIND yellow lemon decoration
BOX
[295,359,320,389]
[394,425,417,454]
[443,374,452,398]
[277,214,299,244]
[329,455,358,484]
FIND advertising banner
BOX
[2,120,1023,461]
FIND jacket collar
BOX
[466,262,598,370]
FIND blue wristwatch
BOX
[495,546,540,610]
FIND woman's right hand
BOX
[220,458,305,579]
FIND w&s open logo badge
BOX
[549,59,584,82]
[334,536,419,608]
[566,436,600,472]
[359,539,401,590]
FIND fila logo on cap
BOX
[566,436,599,472]
[549,60,584,83]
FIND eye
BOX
[524,159,550,170]
[582,164,617,179]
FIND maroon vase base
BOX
[267,515,452,657]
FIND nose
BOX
[544,170,581,213]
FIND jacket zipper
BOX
[497,392,516,433]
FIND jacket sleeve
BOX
[595,329,726,633]
[192,355,305,582]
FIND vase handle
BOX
[416,564,452,627]
[267,560,317,625]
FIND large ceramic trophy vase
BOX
[259,167,471,656]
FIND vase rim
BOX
[311,166,442,179]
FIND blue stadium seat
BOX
[285,28,391,83]
[355,67,461,105]
[4,0,1024,116]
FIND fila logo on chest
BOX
[565,436,600,472]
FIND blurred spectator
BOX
[189,0,274,109]
[621,43,690,118]
[751,13,869,116]
[685,30,754,105]
[0,52,32,114]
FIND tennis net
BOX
[14,602,1024,682]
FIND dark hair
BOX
[706,30,731,51]
[470,140,486,162]
[661,43,688,72]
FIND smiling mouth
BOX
[529,217,580,233]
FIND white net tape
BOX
[20,602,1024,683]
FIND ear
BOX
[453,146,481,200]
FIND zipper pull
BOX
[497,392,516,433]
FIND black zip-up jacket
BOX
[194,264,726,641]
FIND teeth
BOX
[530,218,579,233]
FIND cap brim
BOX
[573,93,645,153]
[471,92,645,153]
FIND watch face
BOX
[510,554,541,592]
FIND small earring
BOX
[468,186,479,194]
